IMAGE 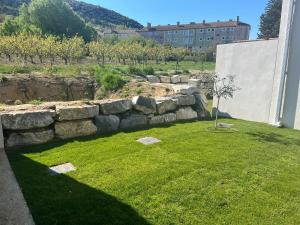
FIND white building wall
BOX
[214,39,279,123]
[282,0,300,129]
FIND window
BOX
[208,28,211,32]
[212,28,215,31]
[222,36,225,40]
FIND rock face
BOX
[1,110,54,130]
[146,75,160,83]
[160,76,171,83]
[95,115,120,134]
[172,95,196,106]
[172,85,199,95]
[171,75,181,84]
[120,114,147,129]
[6,129,54,148]
[132,96,156,114]
[0,74,96,104]
[156,97,177,114]
[176,107,198,120]
[99,99,132,115]
[55,120,97,139]
[150,113,176,125]
[57,105,99,121]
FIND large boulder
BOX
[156,97,177,114]
[180,75,190,83]
[172,85,199,95]
[172,95,196,106]
[147,75,160,83]
[98,99,132,115]
[95,115,120,134]
[120,114,147,130]
[1,110,54,130]
[176,107,198,121]
[132,96,156,114]
[150,113,176,125]
[56,105,99,121]
[160,76,171,83]
[6,129,54,148]
[193,94,210,118]
[55,120,97,139]
[188,79,202,87]
[171,75,181,84]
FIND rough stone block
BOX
[95,115,120,134]
[99,99,132,115]
[188,79,202,87]
[160,76,171,83]
[120,114,147,130]
[6,129,54,148]
[56,105,99,121]
[55,120,97,140]
[180,75,190,83]
[1,110,54,130]
[147,75,160,83]
[156,97,177,114]
[176,107,198,121]
[194,94,210,118]
[132,96,156,114]
[171,75,181,84]
[172,95,196,106]
[150,113,176,125]
[172,85,199,95]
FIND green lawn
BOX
[8,119,300,225]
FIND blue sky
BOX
[82,0,268,40]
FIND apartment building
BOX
[137,17,251,51]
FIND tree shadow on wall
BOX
[8,154,151,225]
[246,131,300,146]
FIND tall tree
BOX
[258,0,283,39]
[25,0,97,42]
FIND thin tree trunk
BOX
[215,97,220,129]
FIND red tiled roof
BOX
[138,21,250,32]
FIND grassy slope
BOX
[0,61,215,77]
[8,119,300,225]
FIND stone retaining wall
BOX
[1,88,209,149]
[147,73,214,98]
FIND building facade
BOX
[138,17,251,51]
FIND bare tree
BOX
[208,75,240,128]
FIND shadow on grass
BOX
[246,132,300,146]
[8,154,151,225]
[11,119,215,154]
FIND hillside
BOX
[0,0,143,29]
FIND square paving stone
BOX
[48,163,76,175]
[137,137,161,145]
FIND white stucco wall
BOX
[282,0,300,129]
[214,39,279,123]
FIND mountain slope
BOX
[0,0,143,29]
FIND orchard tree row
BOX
[0,35,208,66]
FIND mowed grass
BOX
[8,119,300,225]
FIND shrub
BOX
[143,66,154,75]
[128,66,143,76]
[101,73,127,92]
[183,69,190,74]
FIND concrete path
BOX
[0,148,35,225]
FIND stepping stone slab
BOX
[49,163,76,175]
[137,137,161,145]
